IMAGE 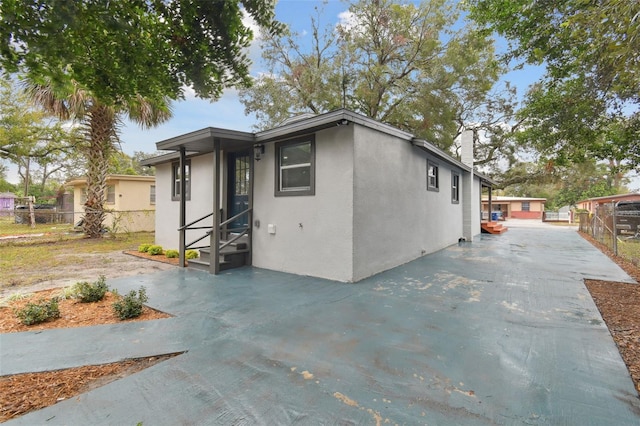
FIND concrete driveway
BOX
[2,221,640,425]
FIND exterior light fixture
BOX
[254,144,265,161]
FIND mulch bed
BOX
[0,289,171,334]
[123,250,185,266]
[0,354,180,422]
[0,288,174,421]
[580,232,640,394]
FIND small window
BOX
[522,201,530,212]
[427,161,439,191]
[172,160,191,201]
[451,173,460,203]
[106,185,116,204]
[275,137,315,196]
[150,185,156,204]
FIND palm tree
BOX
[25,80,171,238]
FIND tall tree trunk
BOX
[82,104,115,238]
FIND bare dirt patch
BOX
[0,249,177,298]
[0,250,179,422]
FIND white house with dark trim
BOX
[142,109,495,282]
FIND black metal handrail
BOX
[178,212,214,232]
[182,208,252,273]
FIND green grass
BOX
[0,216,74,236]
[0,232,156,290]
[618,238,640,266]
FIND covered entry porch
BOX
[147,128,258,273]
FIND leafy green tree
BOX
[503,160,625,210]
[1,0,280,237]
[0,76,79,197]
[0,163,17,193]
[467,0,640,169]
[467,0,640,104]
[241,0,510,158]
[108,151,158,176]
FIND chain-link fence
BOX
[3,209,155,234]
[13,207,73,225]
[578,201,640,267]
[103,209,155,233]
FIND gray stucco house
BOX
[142,109,493,282]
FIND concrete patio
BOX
[2,221,639,425]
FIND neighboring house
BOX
[142,109,496,282]
[0,192,16,216]
[66,175,156,232]
[482,196,546,220]
[576,193,640,214]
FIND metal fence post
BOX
[612,201,618,256]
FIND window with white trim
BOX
[522,201,530,212]
[275,137,315,196]
[150,185,156,204]
[451,172,460,203]
[172,160,191,201]
[427,161,439,191]
[106,185,115,204]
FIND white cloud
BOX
[337,10,356,31]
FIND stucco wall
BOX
[509,200,544,219]
[472,178,482,235]
[71,177,156,232]
[155,153,217,250]
[252,125,355,282]
[351,125,465,281]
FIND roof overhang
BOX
[255,109,413,143]
[155,127,255,153]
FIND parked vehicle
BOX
[14,204,58,224]
[615,201,640,236]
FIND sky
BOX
[5,0,637,190]
[119,0,545,156]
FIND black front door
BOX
[227,151,250,232]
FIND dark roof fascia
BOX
[145,108,495,187]
[411,139,497,186]
[411,139,469,171]
[155,127,255,153]
[255,109,413,143]
[139,151,200,167]
[576,192,640,204]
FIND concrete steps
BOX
[188,241,249,271]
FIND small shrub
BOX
[138,243,152,253]
[147,245,163,255]
[186,250,199,260]
[165,249,179,258]
[112,286,148,320]
[71,275,109,303]
[15,298,60,325]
